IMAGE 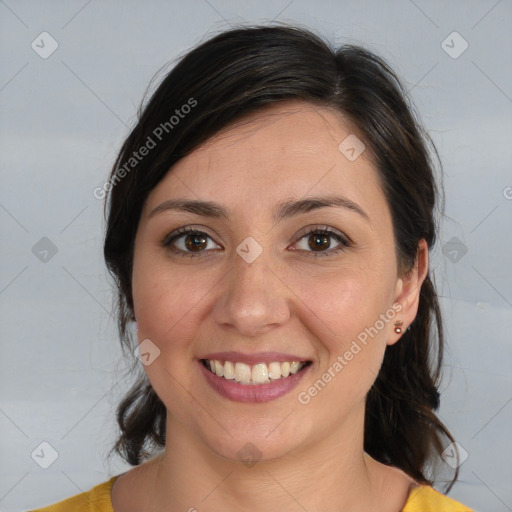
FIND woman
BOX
[31,24,474,511]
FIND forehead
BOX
[143,101,386,225]
[187,101,370,172]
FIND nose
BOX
[212,246,291,337]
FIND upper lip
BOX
[200,351,310,365]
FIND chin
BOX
[197,415,314,467]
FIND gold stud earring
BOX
[394,320,403,334]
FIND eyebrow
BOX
[149,195,369,223]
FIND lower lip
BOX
[198,360,310,403]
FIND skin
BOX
[111,100,429,511]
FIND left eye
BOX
[293,228,349,257]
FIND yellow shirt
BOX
[29,475,475,511]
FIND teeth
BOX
[234,362,251,382]
[290,361,301,373]
[252,363,269,384]
[214,360,224,378]
[224,361,235,380]
[205,359,306,384]
[268,362,281,380]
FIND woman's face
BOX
[131,100,417,463]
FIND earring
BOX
[394,320,403,334]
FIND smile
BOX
[198,354,312,403]
[202,359,309,385]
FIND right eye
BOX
[162,226,221,257]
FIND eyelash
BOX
[162,226,351,259]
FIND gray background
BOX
[1,1,511,511]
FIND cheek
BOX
[132,261,211,342]
[296,277,390,414]
[300,263,392,342]
[130,259,213,401]
[298,264,393,392]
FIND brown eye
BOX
[184,233,208,252]
[163,227,219,256]
[294,227,350,258]
[307,233,332,252]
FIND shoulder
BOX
[403,484,474,512]
[27,475,120,512]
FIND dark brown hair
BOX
[103,23,460,491]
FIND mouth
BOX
[201,358,312,385]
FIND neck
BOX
[147,404,387,511]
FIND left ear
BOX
[387,238,429,346]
